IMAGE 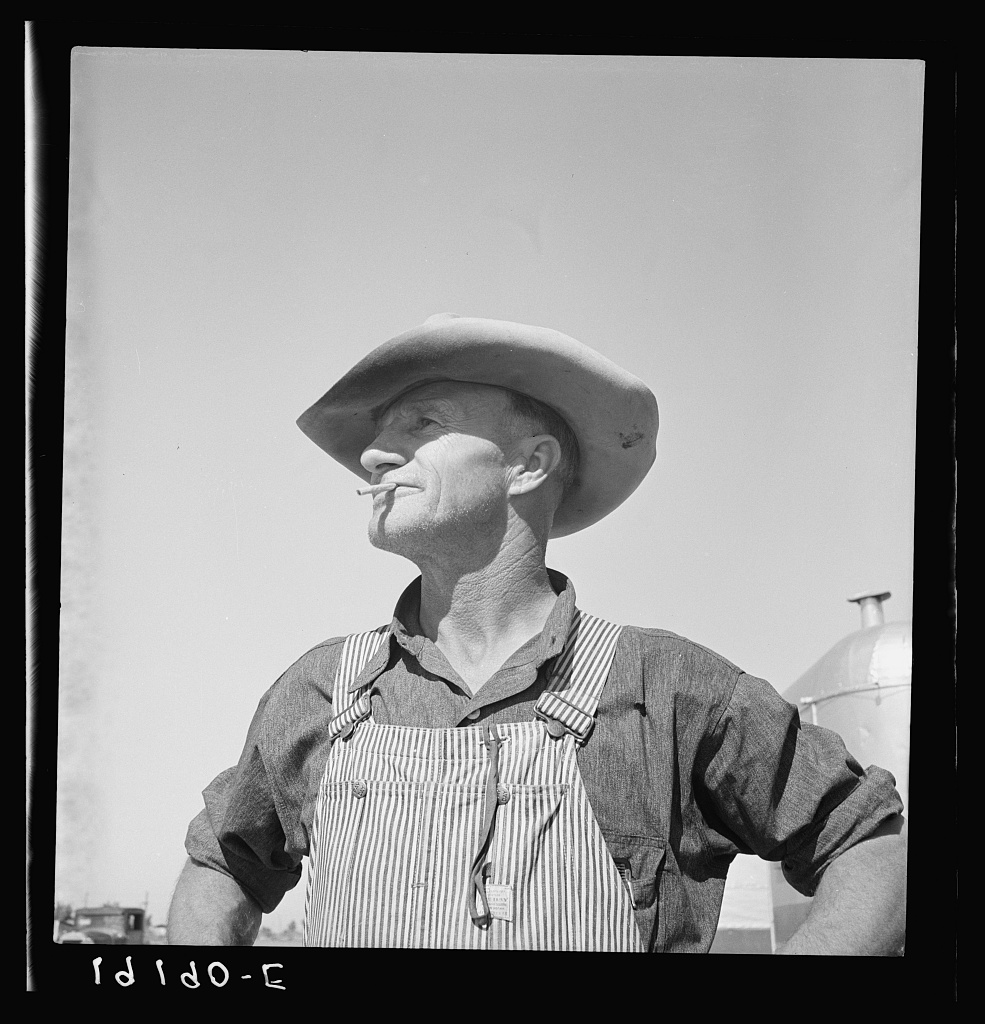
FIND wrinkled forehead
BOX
[373,379,513,427]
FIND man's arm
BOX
[775,815,907,955]
[167,857,263,946]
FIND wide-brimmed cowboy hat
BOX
[297,313,658,538]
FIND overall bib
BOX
[303,610,644,951]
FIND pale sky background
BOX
[56,50,923,933]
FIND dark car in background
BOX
[56,905,147,945]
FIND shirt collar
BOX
[348,569,578,692]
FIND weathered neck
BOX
[417,555,558,692]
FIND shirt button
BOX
[466,709,481,720]
[351,780,368,799]
[496,784,511,804]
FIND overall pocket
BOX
[604,833,667,909]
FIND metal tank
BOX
[768,590,911,945]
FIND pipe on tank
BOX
[848,590,892,629]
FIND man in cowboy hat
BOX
[168,314,906,953]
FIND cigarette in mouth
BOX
[356,483,398,496]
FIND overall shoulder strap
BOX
[326,627,388,742]
[535,609,623,742]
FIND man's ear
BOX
[508,435,563,496]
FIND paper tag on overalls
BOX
[485,883,514,922]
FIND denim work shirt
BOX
[185,571,903,952]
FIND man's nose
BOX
[359,434,407,477]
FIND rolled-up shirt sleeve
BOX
[700,672,904,896]
[183,702,301,913]
[183,641,343,914]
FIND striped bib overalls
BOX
[303,609,644,951]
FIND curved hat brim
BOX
[297,314,658,538]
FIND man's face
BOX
[359,381,520,561]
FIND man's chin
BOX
[367,520,421,559]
